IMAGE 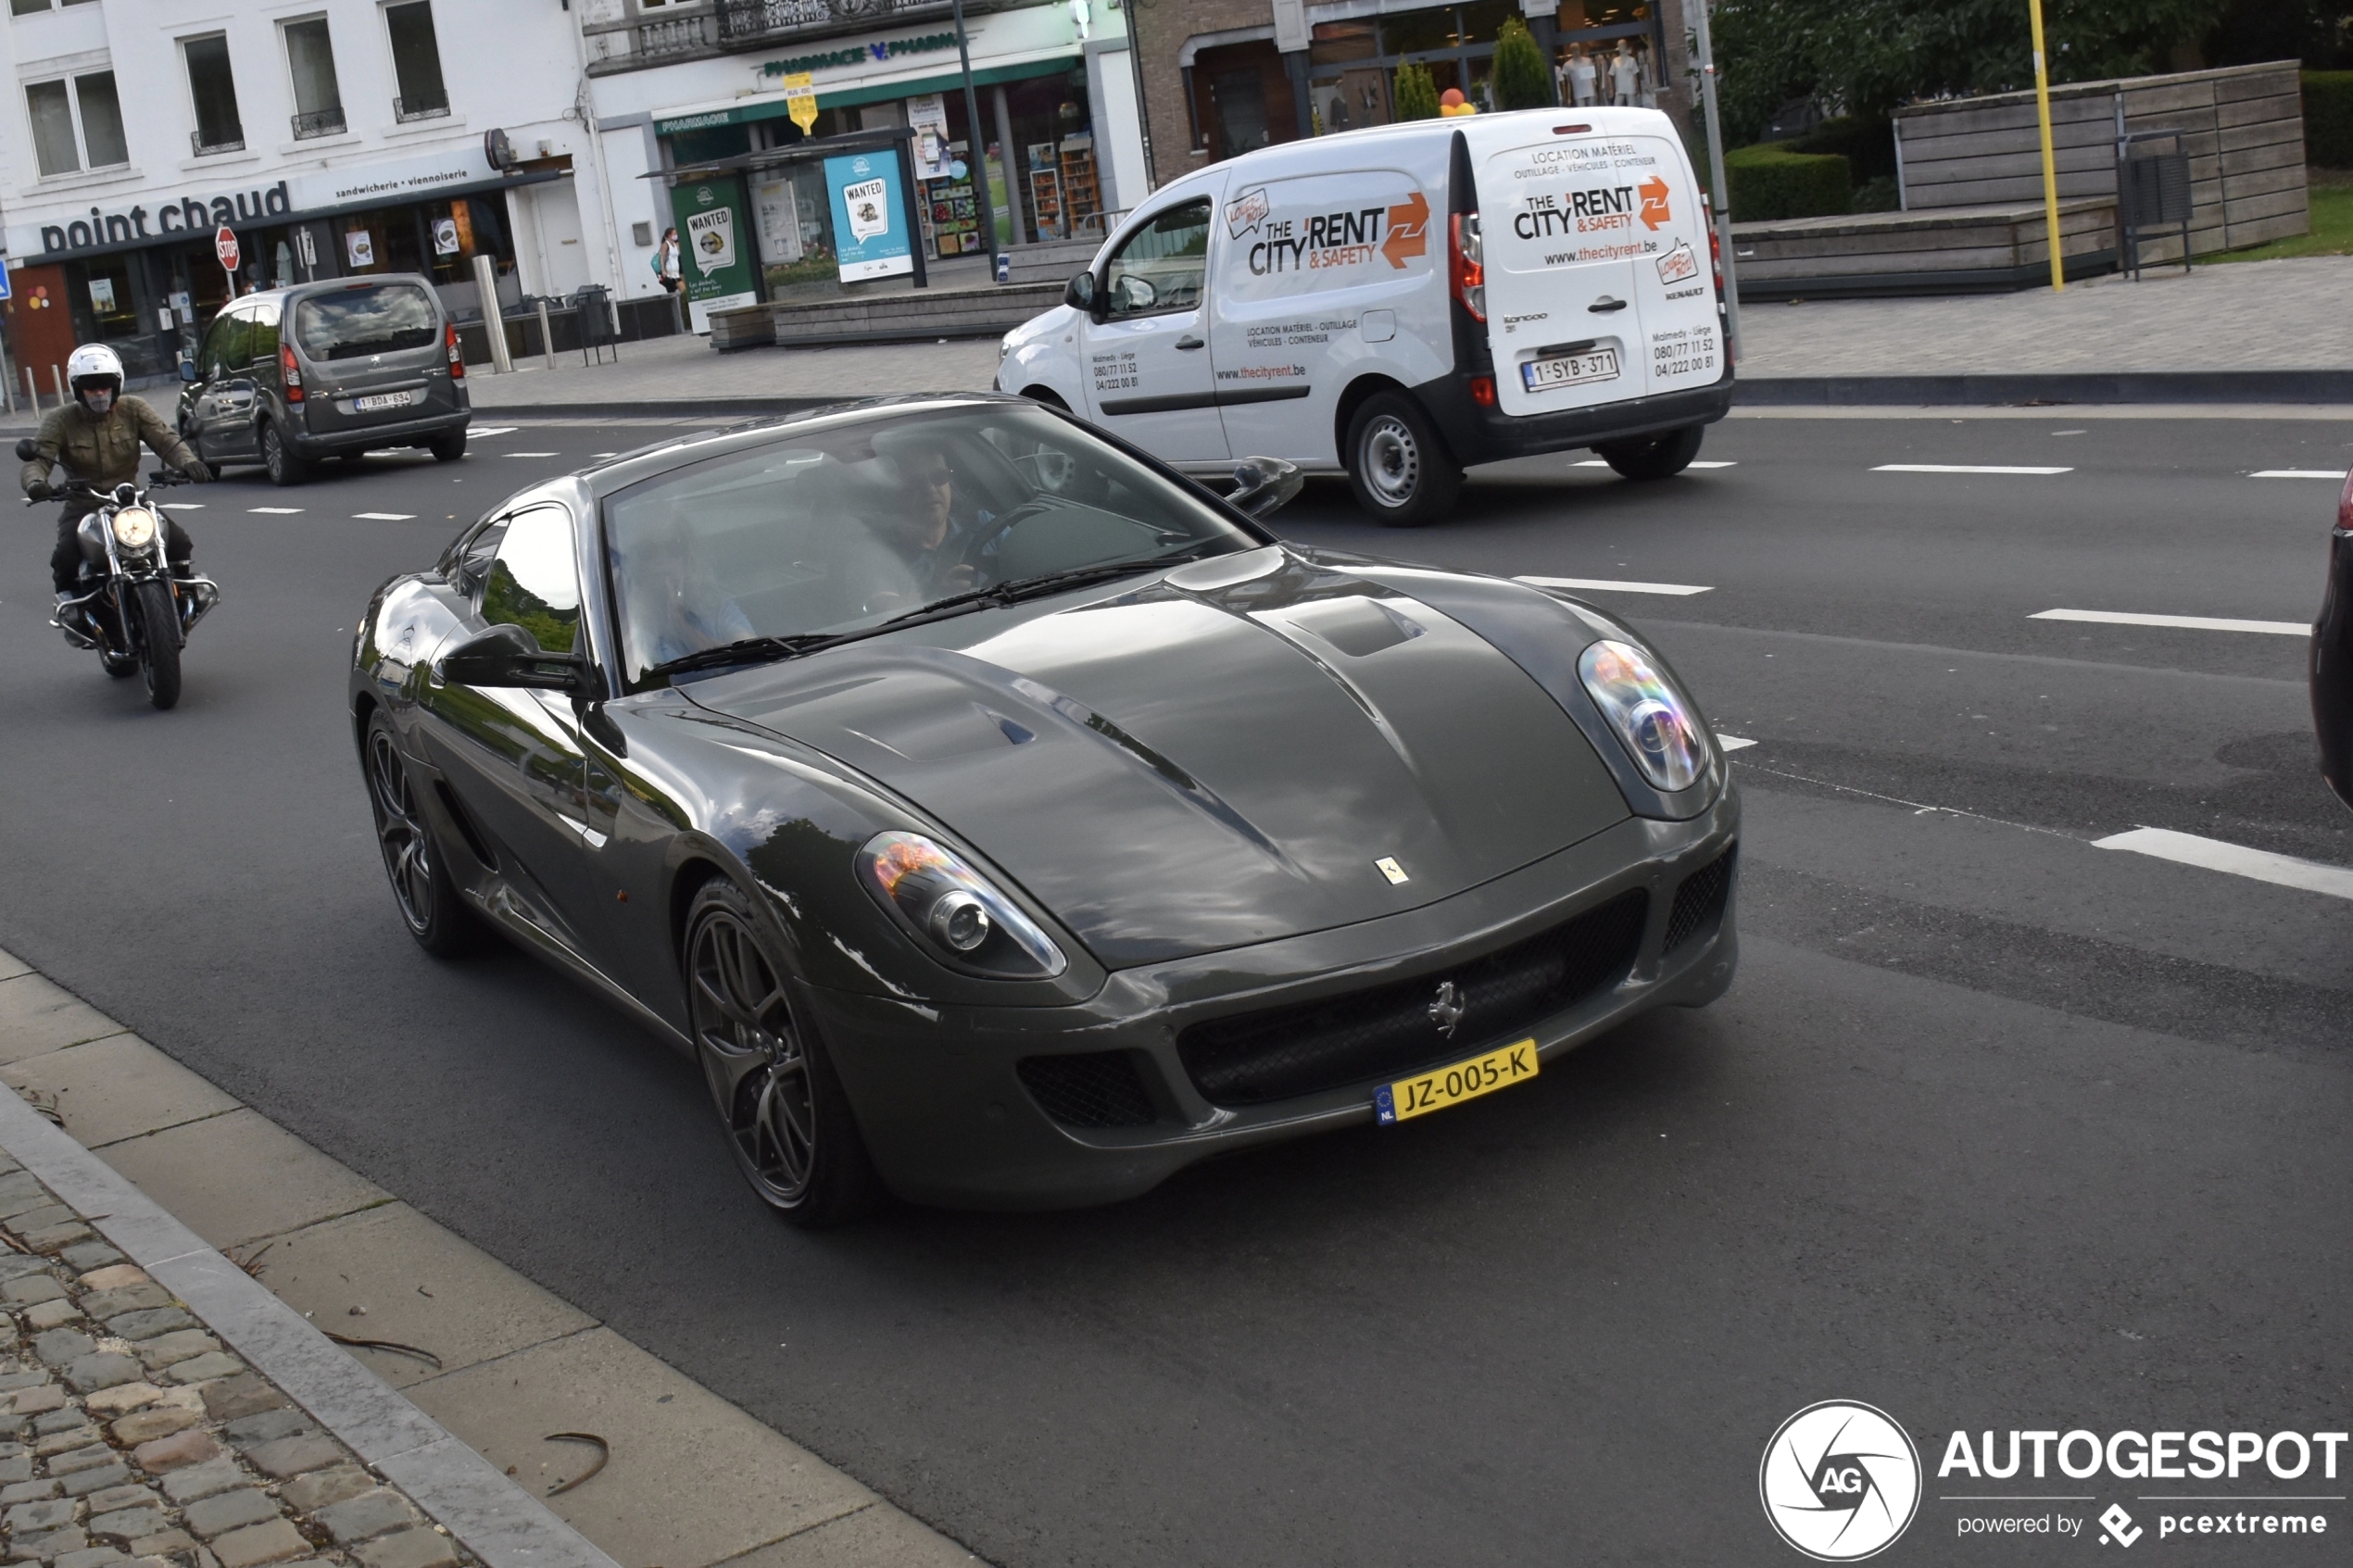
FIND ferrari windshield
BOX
[602,404,1262,690]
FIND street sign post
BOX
[2027,0,2064,291]
[215,226,241,295]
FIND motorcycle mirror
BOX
[1227,456,1305,519]
[177,360,199,384]
[436,623,591,695]
[13,438,39,463]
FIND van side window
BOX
[248,304,282,363]
[1103,200,1211,319]
[199,307,249,377]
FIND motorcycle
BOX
[17,438,220,711]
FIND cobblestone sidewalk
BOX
[0,1160,467,1568]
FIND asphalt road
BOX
[2,411,2348,1566]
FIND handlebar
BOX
[23,471,192,506]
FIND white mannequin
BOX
[1567,49,1599,107]
[1610,44,1639,107]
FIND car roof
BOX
[233,273,441,307]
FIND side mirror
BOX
[13,438,39,463]
[1063,270,1097,314]
[436,623,590,695]
[178,360,199,384]
[1228,456,1304,518]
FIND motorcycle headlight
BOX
[1578,638,1709,792]
[110,507,157,553]
[857,831,1066,978]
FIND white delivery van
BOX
[996,107,1731,526]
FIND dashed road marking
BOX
[1574,458,1738,469]
[1718,734,1757,751]
[2248,469,2347,479]
[1872,463,2072,475]
[247,507,304,514]
[1516,575,1714,596]
[352,512,415,521]
[2095,827,2353,901]
[158,503,202,511]
[503,451,560,458]
[468,426,519,437]
[2030,608,2307,636]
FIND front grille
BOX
[1017,1051,1157,1128]
[1177,889,1649,1108]
[1664,844,1737,955]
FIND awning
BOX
[653,53,1082,137]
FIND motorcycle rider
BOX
[20,344,212,632]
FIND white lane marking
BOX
[468,426,519,437]
[1718,734,1757,751]
[1516,574,1714,596]
[591,451,618,458]
[158,503,202,511]
[247,507,304,514]
[2095,827,2353,901]
[2248,469,2347,479]
[2031,608,2308,637]
[503,451,560,458]
[352,511,415,521]
[1872,463,2072,475]
[1574,458,1738,468]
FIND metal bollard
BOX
[22,366,36,414]
[50,365,64,404]
[535,298,555,371]
[471,254,513,374]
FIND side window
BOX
[248,304,281,363]
[478,508,581,656]
[199,308,248,377]
[449,519,507,598]
[1102,200,1211,318]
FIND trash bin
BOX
[572,284,619,365]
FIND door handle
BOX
[1587,296,1629,313]
[1174,335,1205,350]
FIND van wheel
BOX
[1345,392,1461,527]
[260,422,308,487]
[429,430,466,463]
[1595,424,1705,481]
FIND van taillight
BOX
[1469,376,1496,408]
[446,321,465,380]
[1450,213,1486,323]
[280,343,303,402]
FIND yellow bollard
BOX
[2029,0,2064,291]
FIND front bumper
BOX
[804,788,1740,1208]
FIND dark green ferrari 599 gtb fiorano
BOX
[349,395,1738,1223]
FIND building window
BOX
[183,34,245,156]
[10,0,105,14]
[385,2,449,120]
[283,16,347,138]
[24,71,129,176]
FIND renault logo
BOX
[1428,980,1465,1037]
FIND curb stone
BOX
[0,1089,620,1568]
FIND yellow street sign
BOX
[782,72,818,135]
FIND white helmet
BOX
[67,344,124,408]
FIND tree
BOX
[1491,18,1555,110]
[1393,61,1441,121]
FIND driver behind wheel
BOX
[20,344,213,622]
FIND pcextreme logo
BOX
[1761,1401,1923,1561]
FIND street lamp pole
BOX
[2027,0,2064,291]
[1687,0,1741,359]
[950,0,1003,271]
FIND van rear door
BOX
[292,281,454,434]
[1466,118,1721,417]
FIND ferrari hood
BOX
[688,547,1629,967]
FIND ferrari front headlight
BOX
[110,507,157,553]
[857,831,1066,978]
[1578,638,1709,792]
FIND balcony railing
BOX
[585,0,1009,74]
[291,107,348,140]
[394,95,451,123]
[190,130,245,157]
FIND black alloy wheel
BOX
[1345,390,1462,527]
[1594,422,1705,481]
[261,422,308,487]
[132,581,182,711]
[362,712,480,957]
[685,879,879,1226]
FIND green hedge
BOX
[1724,144,1852,221]
[2307,72,2353,169]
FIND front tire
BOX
[685,880,880,1227]
[1595,423,1705,481]
[429,429,466,462]
[1345,391,1462,527]
[261,421,308,486]
[133,581,182,710]
[363,712,483,958]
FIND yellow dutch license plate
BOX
[1374,1038,1539,1125]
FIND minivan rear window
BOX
[295,283,439,360]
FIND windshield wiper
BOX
[875,545,1223,631]
[646,632,849,680]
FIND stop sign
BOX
[214,226,239,271]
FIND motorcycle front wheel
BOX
[133,580,182,710]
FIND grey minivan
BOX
[177,274,470,486]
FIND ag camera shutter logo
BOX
[1760,1400,1922,1561]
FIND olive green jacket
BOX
[19,396,199,495]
